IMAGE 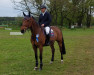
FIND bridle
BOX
[23,16,32,29]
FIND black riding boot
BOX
[45,34,50,45]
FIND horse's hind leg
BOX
[57,41,63,63]
[50,42,55,64]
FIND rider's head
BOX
[40,5,46,13]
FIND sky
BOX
[0,0,21,17]
[0,0,93,17]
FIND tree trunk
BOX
[86,14,91,28]
[55,13,58,25]
[78,21,82,28]
[68,20,71,29]
[61,12,63,26]
[86,6,91,28]
[77,15,83,28]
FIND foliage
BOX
[0,17,23,29]
[91,16,94,25]
[6,0,94,28]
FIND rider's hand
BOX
[41,24,44,27]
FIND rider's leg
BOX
[44,26,50,44]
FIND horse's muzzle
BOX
[21,29,25,33]
[21,26,28,34]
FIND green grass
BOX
[0,29,94,75]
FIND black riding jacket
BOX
[38,11,51,27]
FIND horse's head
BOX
[21,12,33,33]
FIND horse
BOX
[21,12,66,71]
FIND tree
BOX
[85,0,94,28]
[12,0,94,28]
[12,0,43,16]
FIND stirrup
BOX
[44,41,50,46]
[46,42,50,46]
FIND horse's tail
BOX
[62,38,66,54]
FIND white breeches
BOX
[44,26,50,35]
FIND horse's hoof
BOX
[34,67,38,70]
[61,60,63,64]
[50,61,53,64]
[39,68,42,71]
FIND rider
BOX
[38,5,51,45]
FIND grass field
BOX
[0,28,94,75]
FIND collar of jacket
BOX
[41,10,47,16]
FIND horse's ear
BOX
[23,12,26,16]
[32,16,34,19]
[28,11,31,17]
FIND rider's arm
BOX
[44,12,51,27]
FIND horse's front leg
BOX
[39,45,43,71]
[33,45,38,70]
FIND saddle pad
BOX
[50,29,54,37]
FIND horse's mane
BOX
[32,16,39,25]
[24,15,40,28]
[31,16,44,31]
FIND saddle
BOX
[43,28,54,37]
[36,27,54,46]
[43,28,54,46]
[50,29,54,37]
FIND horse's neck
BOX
[30,19,41,35]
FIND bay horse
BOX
[21,12,66,71]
